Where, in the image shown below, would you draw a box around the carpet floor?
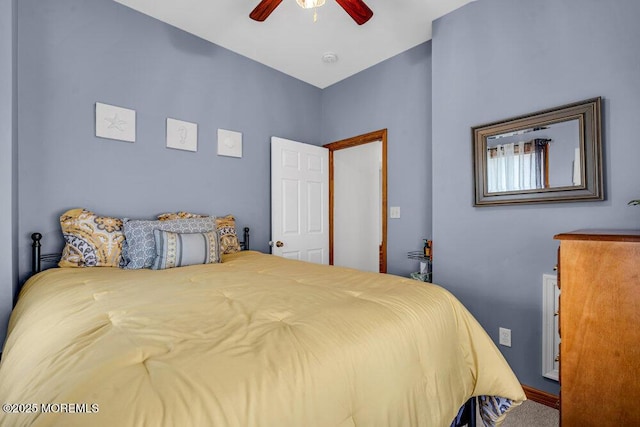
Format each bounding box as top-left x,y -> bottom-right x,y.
501,400 -> 559,427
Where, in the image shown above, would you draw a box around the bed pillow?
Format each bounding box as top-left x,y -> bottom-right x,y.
152,230 -> 220,270
123,216 -> 216,269
157,211 -> 208,221
216,215 -> 241,254
58,208 -> 125,268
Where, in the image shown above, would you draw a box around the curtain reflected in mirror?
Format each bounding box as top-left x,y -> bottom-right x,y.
487,139 -> 549,193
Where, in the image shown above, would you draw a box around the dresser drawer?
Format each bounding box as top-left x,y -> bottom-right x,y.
554,230 -> 640,425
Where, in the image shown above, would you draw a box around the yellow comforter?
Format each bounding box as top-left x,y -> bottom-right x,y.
0,251 -> 524,426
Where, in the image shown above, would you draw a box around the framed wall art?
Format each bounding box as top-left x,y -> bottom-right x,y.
166,118 -> 198,152
95,102 -> 136,143
217,128 -> 242,158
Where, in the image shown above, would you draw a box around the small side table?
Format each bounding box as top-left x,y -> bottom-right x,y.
407,251 -> 432,282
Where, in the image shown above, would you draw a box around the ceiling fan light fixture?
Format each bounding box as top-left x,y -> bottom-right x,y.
296,0 -> 325,9
250,0 -> 373,25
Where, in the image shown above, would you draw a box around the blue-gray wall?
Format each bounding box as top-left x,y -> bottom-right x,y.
432,0 -> 640,394
321,42 -> 432,277
0,0 -> 17,351
4,0 -> 640,396
16,0 -> 322,286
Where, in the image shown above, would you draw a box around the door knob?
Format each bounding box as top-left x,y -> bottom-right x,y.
275,241 -> 284,248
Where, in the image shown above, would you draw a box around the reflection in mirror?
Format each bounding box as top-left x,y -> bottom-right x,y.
486,119 -> 581,193
472,97 -> 602,206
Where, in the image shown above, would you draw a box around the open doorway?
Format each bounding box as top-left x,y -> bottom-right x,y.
324,129 -> 387,273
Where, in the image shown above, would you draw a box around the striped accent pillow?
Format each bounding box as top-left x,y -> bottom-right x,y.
152,230 -> 220,270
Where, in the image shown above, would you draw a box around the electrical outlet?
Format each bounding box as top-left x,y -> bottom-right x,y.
499,327 -> 512,347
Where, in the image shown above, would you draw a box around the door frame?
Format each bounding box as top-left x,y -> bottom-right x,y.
323,129 -> 388,273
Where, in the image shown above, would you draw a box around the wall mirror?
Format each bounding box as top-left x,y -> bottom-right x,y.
472,97 -> 602,206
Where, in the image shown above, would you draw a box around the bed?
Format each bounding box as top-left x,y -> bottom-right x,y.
0,214 -> 524,427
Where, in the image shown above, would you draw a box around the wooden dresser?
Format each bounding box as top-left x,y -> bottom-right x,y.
554,230 -> 640,426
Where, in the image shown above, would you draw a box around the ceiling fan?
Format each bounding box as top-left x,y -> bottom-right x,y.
250,0 -> 373,25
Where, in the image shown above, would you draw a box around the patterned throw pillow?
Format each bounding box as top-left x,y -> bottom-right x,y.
157,211 -> 208,221
58,208 -> 125,268
123,217 -> 216,269
151,230 -> 220,270
216,215 -> 241,254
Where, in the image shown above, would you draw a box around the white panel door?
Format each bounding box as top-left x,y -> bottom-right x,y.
271,137 -> 328,264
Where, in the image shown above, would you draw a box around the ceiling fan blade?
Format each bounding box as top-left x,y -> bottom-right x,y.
335,0 -> 373,25
250,0 -> 283,22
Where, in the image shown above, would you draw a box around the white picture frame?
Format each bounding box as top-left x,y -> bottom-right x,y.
217,129 -> 243,158
166,118 -> 198,152
95,102 -> 136,143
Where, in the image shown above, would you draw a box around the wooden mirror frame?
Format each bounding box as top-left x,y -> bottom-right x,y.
472,97 -> 603,206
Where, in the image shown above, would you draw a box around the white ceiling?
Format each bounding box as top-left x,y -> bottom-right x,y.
114,0 -> 474,89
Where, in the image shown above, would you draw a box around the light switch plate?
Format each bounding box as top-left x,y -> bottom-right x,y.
390,206 -> 401,218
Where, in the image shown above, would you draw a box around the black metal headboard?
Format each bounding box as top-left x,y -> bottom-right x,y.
31,233 -> 61,275
31,226 -> 251,275
240,227 -> 250,252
